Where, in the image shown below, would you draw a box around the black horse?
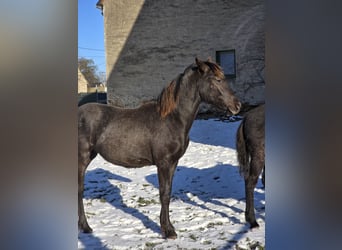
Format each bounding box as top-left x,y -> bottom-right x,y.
78,58 -> 241,239
236,104 -> 265,228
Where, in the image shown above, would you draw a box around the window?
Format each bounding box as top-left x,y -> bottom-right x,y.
216,50 -> 236,79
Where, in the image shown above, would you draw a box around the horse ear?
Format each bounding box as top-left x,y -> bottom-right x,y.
195,57 -> 209,74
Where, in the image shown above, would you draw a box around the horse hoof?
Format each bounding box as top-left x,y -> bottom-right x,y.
162,229 -> 177,239
167,234 -> 177,240
82,227 -> 93,234
249,221 -> 260,229
79,223 -> 93,233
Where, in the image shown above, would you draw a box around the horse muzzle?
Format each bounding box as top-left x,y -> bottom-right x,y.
228,101 -> 241,115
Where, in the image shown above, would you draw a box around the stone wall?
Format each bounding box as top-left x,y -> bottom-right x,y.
102,0 -> 265,107
78,68 -> 88,94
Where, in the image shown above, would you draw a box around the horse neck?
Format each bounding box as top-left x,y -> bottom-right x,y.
174,79 -> 201,132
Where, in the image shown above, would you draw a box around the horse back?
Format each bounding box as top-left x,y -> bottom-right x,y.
78,102 -> 159,135
78,103 -> 112,141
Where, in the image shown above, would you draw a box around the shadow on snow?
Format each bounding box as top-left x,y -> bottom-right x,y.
78,168 -> 161,249
146,163 -> 264,221
146,163 -> 265,247
78,164 -> 264,248
188,119 -> 241,149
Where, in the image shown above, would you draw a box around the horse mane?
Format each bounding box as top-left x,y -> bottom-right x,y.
157,60 -> 223,118
158,75 -> 181,118
204,61 -> 225,79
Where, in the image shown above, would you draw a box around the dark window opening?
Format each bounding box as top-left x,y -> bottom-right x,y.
216,50 -> 236,79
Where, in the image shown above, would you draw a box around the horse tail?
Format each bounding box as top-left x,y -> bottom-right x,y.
236,121 -> 250,179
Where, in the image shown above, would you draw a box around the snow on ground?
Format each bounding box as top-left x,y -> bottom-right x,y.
78,119 -> 265,250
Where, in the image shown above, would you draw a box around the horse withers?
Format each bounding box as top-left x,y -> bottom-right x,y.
236,104 -> 265,228
78,58 -> 241,239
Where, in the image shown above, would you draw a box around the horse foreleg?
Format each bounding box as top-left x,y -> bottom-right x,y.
244,156 -> 263,228
78,149 -> 97,233
157,161 -> 178,239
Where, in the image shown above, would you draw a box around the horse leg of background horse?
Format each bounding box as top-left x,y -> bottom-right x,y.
262,165 -> 265,187
244,155 -> 264,228
78,148 -> 97,233
157,161 -> 178,239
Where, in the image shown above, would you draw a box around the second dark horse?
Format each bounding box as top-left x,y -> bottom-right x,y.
78,58 -> 241,239
236,104 -> 265,228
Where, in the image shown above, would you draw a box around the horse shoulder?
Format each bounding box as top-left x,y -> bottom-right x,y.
151,122 -> 189,164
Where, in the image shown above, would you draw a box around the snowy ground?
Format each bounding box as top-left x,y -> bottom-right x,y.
78,119 -> 265,250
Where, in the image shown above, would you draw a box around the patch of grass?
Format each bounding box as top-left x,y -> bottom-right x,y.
207,222 -> 215,228
206,221 -> 224,229
203,240 -> 212,245
247,240 -> 265,250
189,234 -> 197,241
234,240 -> 265,250
85,211 -> 96,219
137,197 -> 158,207
145,242 -> 159,248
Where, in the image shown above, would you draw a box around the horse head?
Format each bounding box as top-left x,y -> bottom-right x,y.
195,58 -> 241,115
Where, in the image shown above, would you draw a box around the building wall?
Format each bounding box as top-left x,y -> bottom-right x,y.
103,0 -> 265,107
78,68 -> 88,93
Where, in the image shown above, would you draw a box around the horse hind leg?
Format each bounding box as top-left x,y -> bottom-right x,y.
244,155 -> 264,229
78,149 -> 97,233
262,165 -> 265,187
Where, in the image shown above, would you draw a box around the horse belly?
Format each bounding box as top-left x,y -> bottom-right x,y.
96,140 -> 153,168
